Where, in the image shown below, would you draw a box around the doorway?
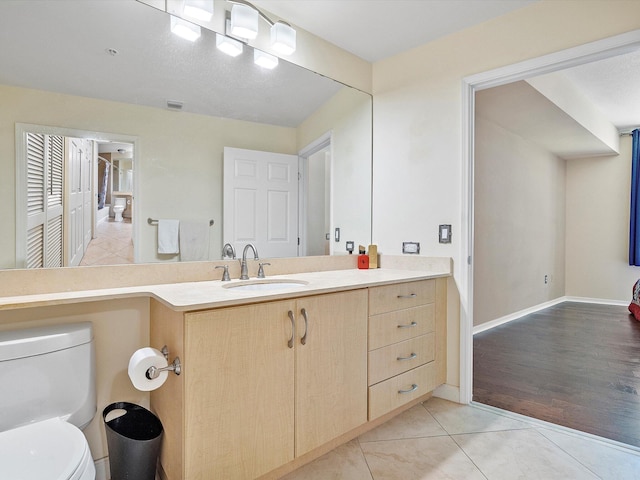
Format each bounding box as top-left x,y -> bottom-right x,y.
461,30 -> 640,413
80,142 -> 135,266
16,124 -> 138,268
299,133 -> 333,257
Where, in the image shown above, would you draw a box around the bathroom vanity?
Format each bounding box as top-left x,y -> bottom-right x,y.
0,256 -> 449,480
148,270 -> 448,480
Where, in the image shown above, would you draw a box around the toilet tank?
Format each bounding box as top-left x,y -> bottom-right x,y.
0,322 -> 96,432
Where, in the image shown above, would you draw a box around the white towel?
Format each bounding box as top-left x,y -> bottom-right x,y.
179,221 -> 210,261
158,219 -> 180,255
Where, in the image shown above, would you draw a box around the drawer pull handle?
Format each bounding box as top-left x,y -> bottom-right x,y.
300,308 -> 309,345
398,384 -> 418,394
287,310 -> 295,349
397,352 -> 417,361
397,321 -> 418,329
397,293 -> 417,299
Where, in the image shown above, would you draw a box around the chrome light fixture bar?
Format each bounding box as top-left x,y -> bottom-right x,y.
228,0 -> 296,55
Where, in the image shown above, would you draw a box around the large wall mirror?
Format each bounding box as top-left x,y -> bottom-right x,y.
0,0 -> 372,269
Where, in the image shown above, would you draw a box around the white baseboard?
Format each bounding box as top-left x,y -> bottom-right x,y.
564,296 -> 628,306
473,297 -> 566,335
473,296 -> 629,335
433,384 -> 460,403
95,457 -> 109,480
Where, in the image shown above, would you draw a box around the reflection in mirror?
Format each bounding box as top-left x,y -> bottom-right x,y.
0,0 -> 372,269
113,160 -> 133,194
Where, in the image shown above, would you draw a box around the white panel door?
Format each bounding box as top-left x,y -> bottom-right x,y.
81,139 -> 93,251
223,147 -> 299,258
66,137 -> 85,267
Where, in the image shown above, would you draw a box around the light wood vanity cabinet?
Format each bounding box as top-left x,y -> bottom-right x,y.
151,277 -> 446,480
367,279 -> 446,420
151,289 -> 368,480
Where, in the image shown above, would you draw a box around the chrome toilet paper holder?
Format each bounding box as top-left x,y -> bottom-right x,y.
146,345 -> 181,380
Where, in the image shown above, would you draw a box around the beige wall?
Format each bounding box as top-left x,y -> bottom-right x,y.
0,84 -> 297,268
0,298 -> 150,463
566,136 -> 638,300
372,0 -> 640,388
298,87 -> 373,252
474,118 -> 566,326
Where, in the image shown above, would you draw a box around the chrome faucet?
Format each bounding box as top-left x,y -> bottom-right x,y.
222,243 -> 236,259
239,243 -> 259,280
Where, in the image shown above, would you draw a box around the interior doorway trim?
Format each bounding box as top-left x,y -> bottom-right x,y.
460,29 -> 640,404
298,131 -> 333,256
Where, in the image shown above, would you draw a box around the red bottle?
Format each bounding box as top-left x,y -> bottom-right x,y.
358,251 -> 369,269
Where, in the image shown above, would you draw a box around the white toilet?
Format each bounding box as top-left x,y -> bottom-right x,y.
113,197 -> 126,222
0,322 -> 97,480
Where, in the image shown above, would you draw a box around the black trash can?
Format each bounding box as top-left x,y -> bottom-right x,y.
103,402 -> 163,480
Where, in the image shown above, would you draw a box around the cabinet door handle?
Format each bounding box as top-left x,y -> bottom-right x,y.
300,308 -> 308,345
397,293 -> 417,299
397,352 -> 417,361
287,310 -> 295,349
397,321 -> 418,329
398,384 -> 418,394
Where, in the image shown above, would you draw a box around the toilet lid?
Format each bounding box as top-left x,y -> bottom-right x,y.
0,417 -> 92,480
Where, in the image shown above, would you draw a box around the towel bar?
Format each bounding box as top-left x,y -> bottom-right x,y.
147,217 -> 214,226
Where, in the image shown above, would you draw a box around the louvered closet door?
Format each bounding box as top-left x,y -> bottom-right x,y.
46,135 -> 63,267
25,133 -> 64,268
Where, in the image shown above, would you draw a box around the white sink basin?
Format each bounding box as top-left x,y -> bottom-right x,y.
223,279 -> 308,292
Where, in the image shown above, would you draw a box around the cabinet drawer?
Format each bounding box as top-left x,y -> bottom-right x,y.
369,280 -> 435,315
368,333 -> 435,386
368,362 -> 438,421
368,304 -> 435,350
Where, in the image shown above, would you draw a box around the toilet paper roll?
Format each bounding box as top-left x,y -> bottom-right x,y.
128,347 -> 169,391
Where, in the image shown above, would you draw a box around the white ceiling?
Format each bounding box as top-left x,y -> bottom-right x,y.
559,48 -> 640,132
0,0 -> 342,127
1,0 -> 638,139
254,0 -> 537,62
255,0 -> 640,135
476,81 -> 617,159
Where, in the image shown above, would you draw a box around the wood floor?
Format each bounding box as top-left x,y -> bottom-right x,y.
473,301 -> 640,447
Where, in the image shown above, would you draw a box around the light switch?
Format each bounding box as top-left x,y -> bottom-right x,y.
439,224 -> 451,244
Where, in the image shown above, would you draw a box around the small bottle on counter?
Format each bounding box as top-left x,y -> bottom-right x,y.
358,245 -> 369,269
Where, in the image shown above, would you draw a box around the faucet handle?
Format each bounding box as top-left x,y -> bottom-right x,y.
215,265 -> 230,281
257,262 -> 271,279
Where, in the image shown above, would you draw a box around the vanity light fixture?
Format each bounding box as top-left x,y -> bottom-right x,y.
254,49 -> 278,69
230,3 -> 259,39
270,21 -> 296,55
227,0 -> 296,55
182,0 -> 214,22
216,32 -> 243,57
170,15 -> 201,42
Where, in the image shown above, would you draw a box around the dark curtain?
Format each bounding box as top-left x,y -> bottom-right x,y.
629,129 -> 640,265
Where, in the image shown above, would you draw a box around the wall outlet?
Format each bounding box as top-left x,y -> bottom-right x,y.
402,242 -> 420,254
544,274 -> 548,284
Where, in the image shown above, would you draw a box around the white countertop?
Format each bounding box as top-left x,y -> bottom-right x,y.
0,267 -> 449,312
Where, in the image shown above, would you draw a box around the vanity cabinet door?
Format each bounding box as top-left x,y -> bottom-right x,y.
295,289 -> 368,456
183,299 -> 296,480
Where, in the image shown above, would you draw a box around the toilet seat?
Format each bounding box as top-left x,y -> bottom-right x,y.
0,417 -> 95,480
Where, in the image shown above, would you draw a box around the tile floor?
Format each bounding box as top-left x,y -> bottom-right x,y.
79,218 -> 133,266
282,398 -> 640,479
